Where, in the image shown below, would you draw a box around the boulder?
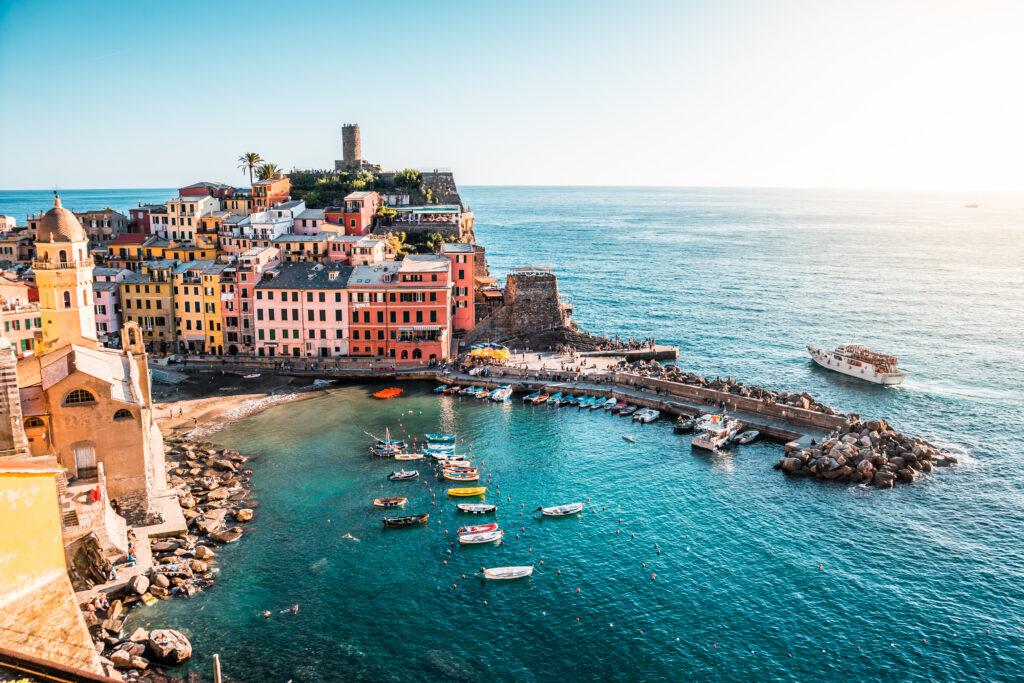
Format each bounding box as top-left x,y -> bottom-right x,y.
151,540 -> 180,553
131,656 -> 149,670
205,487 -> 230,501
129,628 -> 149,643
147,629 -> 192,664
194,545 -> 215,560
127,574 -> 150,596
210,527 -> 243,543
235,508 -> 254,522
920,459 -> 933,473
897,468 -> 917,483
188,559 -> 208,573
211,459 -> 237,472
781,457 -> 802,472
873,472 -> 895,488
110,650 -> 133,669
151,573 -> 170,589
856,459 -> 875,473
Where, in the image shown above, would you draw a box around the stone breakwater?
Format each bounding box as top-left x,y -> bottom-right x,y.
775,419 -> 959,487
83,436 -> 256,680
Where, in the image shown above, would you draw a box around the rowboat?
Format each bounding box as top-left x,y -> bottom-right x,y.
444,471 -> 480,482
387,470 -> 419,481
575,395 -> 590,408
532,393 -> 550,405
431,453 -> 465,462
439,459 -> 473,468
373,497 -> 408,507
458,523 -> 498,535
619,405 -> 637,417
433,385 -> 447,393
369,446 -> 399,457
443,386 -> 459,395
474,389 -> 491,398
522,391 -> 541,403
459,529 -> 504,545
478,565 -> 534,580
734,430 -> 760,445
394,452 -> 424,461
588,398 -> 604,410
547,392 -> 563,405
456,503 -> 497,514
243,373 -> 261,379
383,513 -> 429,527
611,401 -> 626,414
373,387 -> 403,399
448,487 -> 487,497
425,433 -> 456,443
622,435 -> 636,443
674,417 -> 697,434
424,443 -> 455,451
603,397 -> 618,410
536,502 -> 585,517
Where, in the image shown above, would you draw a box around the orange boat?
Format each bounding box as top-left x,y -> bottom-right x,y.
373,387 -> 404,399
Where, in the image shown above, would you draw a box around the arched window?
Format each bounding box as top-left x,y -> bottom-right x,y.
63,388 -> 97,406
58,250 -> 68,263
24,417 -> 45,428
400,350 -> 409,360
412,349 -> 422,359
63,291 -> 72,308
113,409 -> 133,420
81,290 -> 87,306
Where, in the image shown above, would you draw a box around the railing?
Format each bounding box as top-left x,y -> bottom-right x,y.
32,258 -> 95,270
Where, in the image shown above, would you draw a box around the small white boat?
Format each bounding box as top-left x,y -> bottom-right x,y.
622,435 -> 635,443
457,503 -> 497,514
459,529 -> 504,545
440,459 -> 473,468
603,398 -> 618,410
431,452 -> 465,462
243,373 -> 261,379
734,430 -> 760,445
478,565 -> 534,580
633,408 -> 659,423
394,452 -> 425,461
536,502 -> 585,517
491,385 -> 513,401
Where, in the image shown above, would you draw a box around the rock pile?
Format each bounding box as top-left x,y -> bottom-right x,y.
774,419 -> 958,487
616,360 -> 844,416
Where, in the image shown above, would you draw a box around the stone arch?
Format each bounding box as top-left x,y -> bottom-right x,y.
24,417 -> 45,429
113,408 -> 133,420
412,348 -> 422,359
400,350 -> 409,360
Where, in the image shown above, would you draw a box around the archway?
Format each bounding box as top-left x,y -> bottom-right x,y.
400,350 -> 409,360
62,291 -> 72,308
58,250 -> 68,263
228,345 -> 238,356
412,348 -> 422,360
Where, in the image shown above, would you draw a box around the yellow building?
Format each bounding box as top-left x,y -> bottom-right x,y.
119,261 -> 175,352
164,243 -> 217,262
222,193 -> 252,216
172,260 -> 225,354
165,195 -> 218,243
0,461 -> 105,676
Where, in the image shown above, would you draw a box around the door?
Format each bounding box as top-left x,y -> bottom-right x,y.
75,446 -> 97,479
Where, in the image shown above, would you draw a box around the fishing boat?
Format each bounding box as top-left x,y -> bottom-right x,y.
619,405 -> 637,417
373,497 -> 408,508
562,395 -> 578,406
522,391 -> 541,403
575,395 -> 591,408
622,434 -> 636,443
611,401 -> 626,414
734,430 -> 760,445
445,471 -> 480,482
478,565 -> 534,580
588,398 -> 604,410
439,459 -> 473,468
603,397 -> 618,410
807,342 -> 907,385
383,513 -> 429,528
243,373 -> 261,379
459,529 -> 504,545
456,503 -> 497,514
433,385 -> 447,393
431,452 -> 464,462
532,393 -> 550,405
373,387 -> 403,399
443,386 -> 459,395
475,388 -> 491,399
547,392 -> 563,405
459,386 -> 478,395
369,446 -> 399,457
387,470 -> 419,481
425,433 -> 456,443
448,487 -> 487,497
633,408 -> 659,423
674,417 -> 697,434
458,523 -> 498,535
424,443 -> 455,452
491,385 -> 513,401
691,414 -> 742,451
536,502 -> 585,517
394,452 -> 425,461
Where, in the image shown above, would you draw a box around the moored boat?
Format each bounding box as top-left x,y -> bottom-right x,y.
536,502 -> 585,516
611,401 -> 626,414
547,392 -> 563,405
575,395 -> 591,408
388,470 -> 419,481
448,487 -> 487,497
622,434 -> 636,443
619,405 -> 637,417
603,397 -> 618,410
458,522 -> 498,535
456,503 -> 497,514
588,398 -> 604,410
491,385 -> 513,401
369,446 -> 400,457
807,342 -> 907,385
633,408 -> 659,423
459,529 -> 504,545
532,393 -> 550,405
425,433 -> 456,443
394,452 -> 425,461
691,414 -> 742,451
478,565 -> 534,580
522,391 -> 541,403
735,430 -> 760,445
433,385 -> 447,393
444,471 -> 480,482
674,417 -> 697,434
373,497 -> 408,507
383,513 -> 429,527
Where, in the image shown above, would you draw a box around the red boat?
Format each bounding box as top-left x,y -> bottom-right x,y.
458,523 -> 498,535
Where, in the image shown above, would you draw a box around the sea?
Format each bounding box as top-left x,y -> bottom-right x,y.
2,187 -> 1023,681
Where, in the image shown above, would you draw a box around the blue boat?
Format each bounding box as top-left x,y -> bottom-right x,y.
523,391 -> 541,403
433,385 -> 447,393
424,444 -> 456,453
425,433 -> 456,443
547,392 -> 563,405
576,395 -> 591,408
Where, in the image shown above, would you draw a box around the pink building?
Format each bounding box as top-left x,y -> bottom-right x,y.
253,262 -> 353,357
293,208 -> 326,235
325,234 -> 362,263
92,267 -> 133,343
222,246 -> 280,355
0,215 -> 16,232
441,242 -> 476,331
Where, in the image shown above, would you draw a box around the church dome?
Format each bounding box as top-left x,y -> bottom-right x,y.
37,195 -> 87,243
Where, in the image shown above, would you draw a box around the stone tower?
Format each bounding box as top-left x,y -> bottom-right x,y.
0,337 -> 30,460
342,123 -> 362,168
33,195 -> 97,354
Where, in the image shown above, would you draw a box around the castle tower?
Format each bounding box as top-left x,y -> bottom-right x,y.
342,123 -> 362,167
33,194 -> 97,354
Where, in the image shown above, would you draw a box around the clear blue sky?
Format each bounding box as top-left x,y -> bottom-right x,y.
2,0 -> 1022,190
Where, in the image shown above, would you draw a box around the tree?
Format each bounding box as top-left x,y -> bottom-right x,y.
238,152 -> 263,184
257,162 -> 281,180
393,168 -> 422,191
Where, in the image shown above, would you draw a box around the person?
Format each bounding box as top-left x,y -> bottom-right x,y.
263,610 -> 272,618
193,417 -> 198,428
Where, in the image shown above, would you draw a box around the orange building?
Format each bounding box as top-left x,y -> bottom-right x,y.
252,177 -> 291,211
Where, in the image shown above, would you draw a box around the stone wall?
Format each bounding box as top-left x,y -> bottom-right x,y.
0,338 -> 30,459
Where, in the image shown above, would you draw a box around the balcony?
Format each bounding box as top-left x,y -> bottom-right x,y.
32,258 -> 95,270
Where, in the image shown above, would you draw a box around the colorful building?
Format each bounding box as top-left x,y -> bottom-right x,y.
162,195 -> 219,243
178,180 -> 236,198
272,232 -> 328,262
252,177 -> 290,211
294,208 -> 326,235
325,191 -> 380,236
92,267 -> 132,343
172,260 -> 226,354
129,203 -> 167,234
441,242 -> 476,331
221,246 -> 280,355
253,262 -> 352,357
119,261 -> 175,352
74,209 -> 128,246
1,301 -> 41,357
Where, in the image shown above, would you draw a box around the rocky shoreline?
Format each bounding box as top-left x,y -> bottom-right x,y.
775,418 -> 959,487
82,435 -> 257,681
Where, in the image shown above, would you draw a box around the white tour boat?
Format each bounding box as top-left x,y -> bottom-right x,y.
691,414 -> 742,451
807,342 -> 907,385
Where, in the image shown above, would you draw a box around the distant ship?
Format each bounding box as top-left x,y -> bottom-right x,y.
807,343 -> 907,385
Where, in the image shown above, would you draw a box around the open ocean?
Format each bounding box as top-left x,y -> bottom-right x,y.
4,186 -> 1024,681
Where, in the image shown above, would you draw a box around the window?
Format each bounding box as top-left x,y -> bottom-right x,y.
63,388 -> 97,405
376,311 -> 383,323
416,311 -> 423,323
335,310 -> 343,322
307,310 -> 314,321
24,417 -> 44,428
318,292 -> 325,302
403,311 -> 410,323
335,293 -> 341,302
113,408 -> 133,420
389,311 -> 396,323
319,310 -> 326,322
306,292 -> 313,302
63,291 -> 72,308
430,311 -> 437,323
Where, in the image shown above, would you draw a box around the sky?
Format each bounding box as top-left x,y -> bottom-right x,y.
1,0 -> 1023,191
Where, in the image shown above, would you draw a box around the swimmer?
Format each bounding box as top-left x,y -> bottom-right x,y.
263,610 -> 271,618
342,533 -> 359,542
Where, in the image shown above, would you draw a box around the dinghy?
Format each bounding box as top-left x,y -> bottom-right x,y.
536,502 -> 585,517
622,435 -> 636,443
373,497 -> 408,507
433,385 -> 447,393
458,523 -> 498,535
243,373 -> 261,379
383,513 -> 429,527
522,391 -> 541,403
478,565 -> 534,580
369,446 -> 399,457
425,433 -> 456,443
674,417 -> 697,434
459,529 -> 504,545
735,430 -> 760,444
444,471 -> 480,482
547,392 -> 563,405
387,470 -> 419,481
589,398 -> 604,410
456,503 -> 497,514
448,487 -> 487,497
532,393 -> 550,405
611,401 -> 626,414
603,397 -> 618,410
619,405 -> 637,417
394,452 -> 425,461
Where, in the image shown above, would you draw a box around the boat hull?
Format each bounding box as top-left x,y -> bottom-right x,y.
807,346 -> 907,385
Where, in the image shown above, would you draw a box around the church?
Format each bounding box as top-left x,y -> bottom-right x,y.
12,195 -> 166,522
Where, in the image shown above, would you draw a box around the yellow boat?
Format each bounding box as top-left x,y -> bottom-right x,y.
447,487 -> 486,497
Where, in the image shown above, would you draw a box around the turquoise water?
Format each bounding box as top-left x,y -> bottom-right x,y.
5,187 -> 1024,680
0,188 -> 176,222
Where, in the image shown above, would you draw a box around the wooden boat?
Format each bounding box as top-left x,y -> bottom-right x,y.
458,523 -> 498,535
735,430 -> 760,445
611,401 -> 626,414
433,385 -> 448,393
439,460 -> 473,468
383,513 -> 429,528
425,433 -> 456,443
622,435 -> 636,443
373,497 -> 408,507
431,452 -> 464,462
522,391 -> 541,403
448,487 -> 487,497
547,392 -> 563,405
478,565 -> 534,580
536,502 -> 585,517
459,529 -> 504,545
674,417 -> 697,434
575,395 -> 590,408
474,389 -> 491,398
373,387 -> 403,399
424,443 -> 455,451
444,471 -> 480,482
369,446 -> 398,457
588,398 -> 604,410
387,470 -> 419,481
394,452 -> 424,461
619,405 -> 637,417
243,373 -> 261,379
443,386 -> 459,394
603,397 -> 618,410
441,465 -> 477,473
456,503 -> 497,514
532,393 -> 550,405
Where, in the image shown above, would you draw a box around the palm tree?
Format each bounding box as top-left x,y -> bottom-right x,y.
257,162 -> 281,181
237,152 -> 263,184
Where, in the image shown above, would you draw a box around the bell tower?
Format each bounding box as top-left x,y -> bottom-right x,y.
33,194 -> 97,353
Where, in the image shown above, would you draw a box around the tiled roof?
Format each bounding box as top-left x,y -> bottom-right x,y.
255,262 -> 353,290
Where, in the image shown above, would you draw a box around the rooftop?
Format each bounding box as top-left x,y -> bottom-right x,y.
109,233 -> 150,246
274,200 -> 304,210
400,254 -> 449,273
255,262 -> 353,290
253,178 -> 287,186
344,191 -> 374,200
296,208 -> 325,220
348,262 -> 401,286
273,233 -> 327,243
441,242 -> 475,254
180,181 -> 234,191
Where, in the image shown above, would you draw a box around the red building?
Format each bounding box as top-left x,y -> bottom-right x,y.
441,242 -> 476,331
325,191 -> 380,236
178,181 -> 236,198
129,204 -> 166,234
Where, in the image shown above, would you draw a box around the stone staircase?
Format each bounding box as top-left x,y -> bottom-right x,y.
56,471 -> 79,528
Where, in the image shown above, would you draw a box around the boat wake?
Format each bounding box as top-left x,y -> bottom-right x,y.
901,381 -> 1024,406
